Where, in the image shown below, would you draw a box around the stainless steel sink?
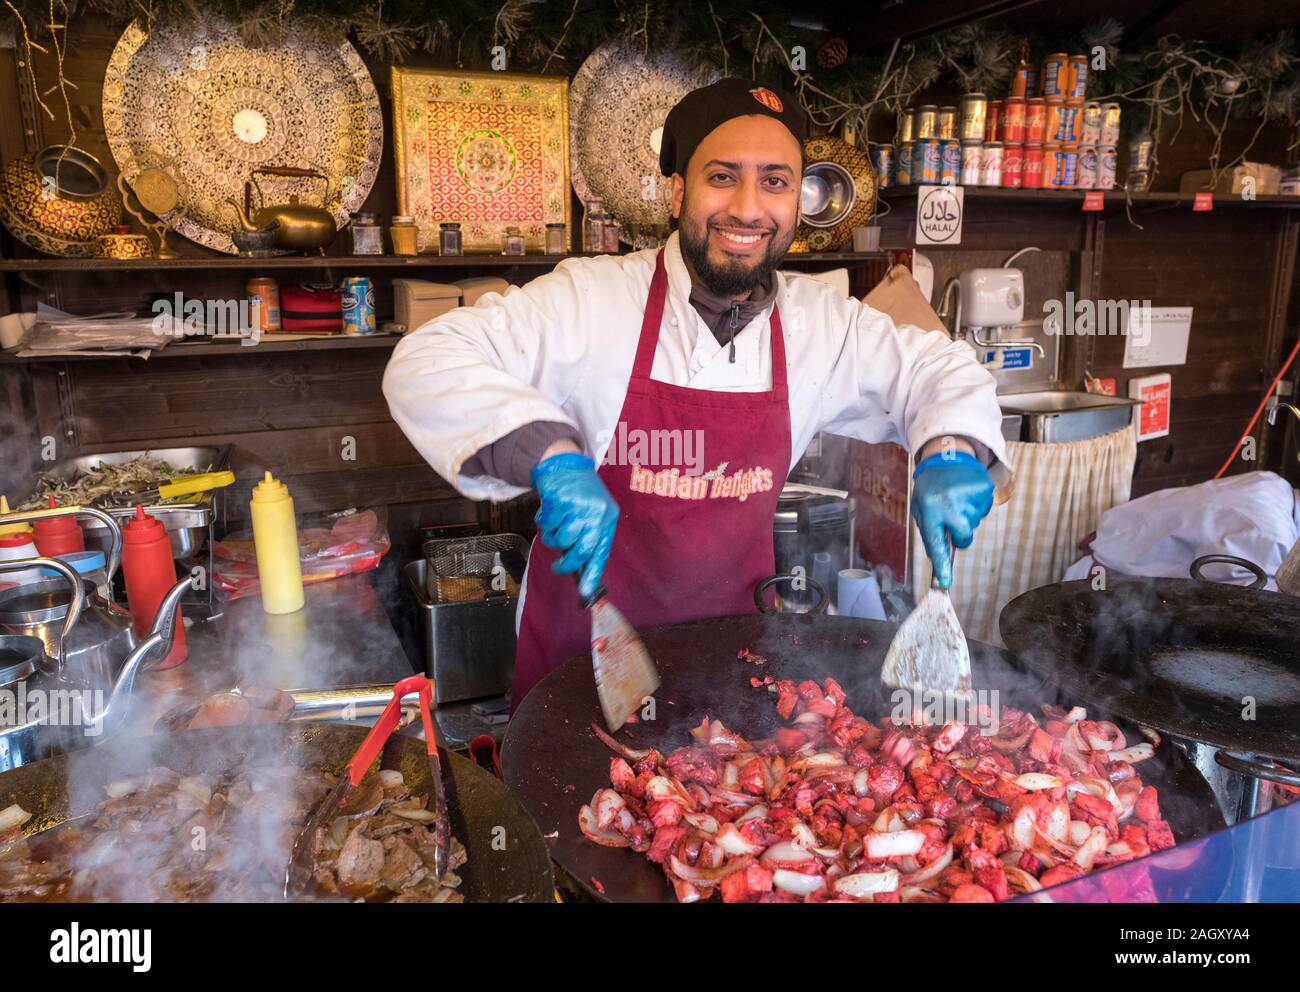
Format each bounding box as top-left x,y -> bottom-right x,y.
998,390 -> 1140,443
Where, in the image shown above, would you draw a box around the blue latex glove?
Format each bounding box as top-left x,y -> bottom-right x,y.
910,450 -> 994,590
531,452 -> 619,602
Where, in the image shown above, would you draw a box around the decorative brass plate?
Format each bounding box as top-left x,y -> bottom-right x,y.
790,136 -> 877,253
103,19 -> 382,255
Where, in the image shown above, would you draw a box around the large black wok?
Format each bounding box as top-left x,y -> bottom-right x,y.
0,723 -> 555,903
502,612 -> 1224,903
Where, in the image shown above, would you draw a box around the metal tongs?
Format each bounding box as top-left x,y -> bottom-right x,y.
284,675 -> 450,899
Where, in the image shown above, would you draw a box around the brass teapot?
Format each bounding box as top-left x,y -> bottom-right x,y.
228,165 -> 337,252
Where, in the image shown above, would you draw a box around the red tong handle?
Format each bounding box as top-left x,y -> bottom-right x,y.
344,675 -> 433,786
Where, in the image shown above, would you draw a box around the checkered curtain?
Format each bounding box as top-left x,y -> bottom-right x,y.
910,424 -> 1138,646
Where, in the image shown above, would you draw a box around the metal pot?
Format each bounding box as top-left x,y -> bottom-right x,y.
0,507 -> 129,686
0,568 -> 189,772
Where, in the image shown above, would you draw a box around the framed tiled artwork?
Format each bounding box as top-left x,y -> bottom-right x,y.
391,67 -> 570,253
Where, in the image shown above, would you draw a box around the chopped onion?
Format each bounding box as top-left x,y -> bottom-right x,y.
791,821 -> 817,850
853,768 -> 870,798
378,769 -> 406,789
761,840 -> 816,868
900,842 -> 953,886
790,752 -> 846,770
644,776 -> 684,804
578,805 -> 630,847
1073,825 -> 1109,870
105,779 -> 141,800
589,721 -> 653,761
716,823 -> 764,856
772,868 -> 826,896
1003,864 -> 1043,893
1069,820 -> 1091,846
735,804 -> 768,824
1063,706 -> 1087,724
594,789 -> 626,831
390,807 -> 437,822
834,869 -> 899,898
682,812 -> 719,834
1108,743 -> 1154,764
668,853 -> 751,884
0,803 -> 32,833
864,829 -> 925,860
1014,773 -> 1063,791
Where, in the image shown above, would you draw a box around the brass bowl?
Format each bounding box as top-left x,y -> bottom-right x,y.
0,145 -> 121,253
95,230 -> 154,259
790,136 -> 877,253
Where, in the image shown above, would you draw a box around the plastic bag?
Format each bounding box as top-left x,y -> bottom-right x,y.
212,506 -> 390,601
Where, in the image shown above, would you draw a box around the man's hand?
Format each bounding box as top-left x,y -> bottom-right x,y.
910,441 -> 994,590
531,449 -> 619,601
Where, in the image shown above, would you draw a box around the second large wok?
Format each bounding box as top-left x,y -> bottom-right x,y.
502,612 -> 1225,903
0,722 -> 555,903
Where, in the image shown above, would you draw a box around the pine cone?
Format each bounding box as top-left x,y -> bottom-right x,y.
817,37 -> 848,70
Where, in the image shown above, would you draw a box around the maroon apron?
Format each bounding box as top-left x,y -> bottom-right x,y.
512,248 -> 792,707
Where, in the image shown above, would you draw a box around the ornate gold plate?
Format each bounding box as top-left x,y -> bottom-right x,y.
791,135 -> 877,252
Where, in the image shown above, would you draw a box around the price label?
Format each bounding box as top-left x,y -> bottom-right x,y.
1193,192 -> 1214,212
1082,191 -> 1105,211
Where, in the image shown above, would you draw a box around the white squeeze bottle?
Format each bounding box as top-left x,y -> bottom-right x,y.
249,472 -> 304,614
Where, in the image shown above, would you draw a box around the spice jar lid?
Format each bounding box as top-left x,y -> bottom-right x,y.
392,216 -> 415,224
440,222 -> 460,229
352,212 -> 378,224
546,222 -> 565,229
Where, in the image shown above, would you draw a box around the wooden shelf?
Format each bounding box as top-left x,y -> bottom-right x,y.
0,332 -> 405,363
879,186 -> 1300,209
0,249 -> 891,273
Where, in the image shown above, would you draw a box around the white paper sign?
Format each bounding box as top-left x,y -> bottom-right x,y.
915,186 -> 963,246
1122,306 -> 1193,369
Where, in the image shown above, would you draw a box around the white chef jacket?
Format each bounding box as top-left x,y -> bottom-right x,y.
383,231 -> 1011,501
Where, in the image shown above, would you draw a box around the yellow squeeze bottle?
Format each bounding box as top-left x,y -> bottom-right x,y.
249,471 -> 304,614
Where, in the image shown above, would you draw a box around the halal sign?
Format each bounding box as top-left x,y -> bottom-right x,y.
915,186 -> 963,246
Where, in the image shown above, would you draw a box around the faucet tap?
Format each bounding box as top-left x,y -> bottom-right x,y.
1267,403 -> 1300,426
968,326 -> 1046,358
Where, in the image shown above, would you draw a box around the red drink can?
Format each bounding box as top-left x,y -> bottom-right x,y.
1001,99 -> 1026,143
985,100 -> 1001,143
1022,143 -> 1044,188
1001,143 -> 1024,188
1025,98 -> 1046,144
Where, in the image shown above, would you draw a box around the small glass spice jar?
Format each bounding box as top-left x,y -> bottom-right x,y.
390,215 -> 418,256
502,226 -> 525,256
350,213 -> 383,255
545,222 -> 566,255
439,222 -> 462,256
583,198 -> 605,252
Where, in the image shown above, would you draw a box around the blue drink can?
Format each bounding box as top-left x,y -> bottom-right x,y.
873,144 -> 894,188
341,276 -> 376,335
914,138 -> 940,185
939,139 -> 961,185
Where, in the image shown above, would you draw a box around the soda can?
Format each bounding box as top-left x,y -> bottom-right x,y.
938,106 -> 959,140
1067,55 -> 1089,99
1076,144 -> 1098,189
899,108 -> 916,145
980,141 -> 1003,187
1001,143 -> 1024,188
1022,143 -> 1044,188
986,100 -> 1001,143
1130,133 -> 1154,173
1097,145 -> 1117,190
897,141 -> 913,185
341,276 -> 376,335
960,141 -> 982,185
915,105 -> 939,140
1058,144 -> 1079,188
1040,143 -> 1061,188
1082,102 -> 1103,144
1025,98 -> 1046,144
1101,102 -> 1122,146
1026,66 -> 1038,97
1010,61 -> 1032,100
914,138 -> 941,184
1001,98 -> 1026,143
939,139 -> 961,185
1041,53 -> 1069,97
1063,101 -> 1084,143
873,144 -> 894,188
960,93 -> 987,141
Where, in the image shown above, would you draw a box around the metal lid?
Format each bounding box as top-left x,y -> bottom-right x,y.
773,485 -> 855,533
0,634 -> 42,687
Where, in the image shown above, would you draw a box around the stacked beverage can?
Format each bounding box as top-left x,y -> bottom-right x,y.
1057,145 -> 1079,188
1097,145 -> 1117,190
1082,102 -> 1103,145
1002,143 -> 1024,188
1011,61 -> 1032,100
1001,98 -> 1026,143
899,108 -> 916,145
1076,145 -> 1099,189
960,141 -> 982,185
1025,98 -> 1046,143
938,107 -> 959,140
986,101 -> 1001,143
914,138 -> 941,184
1041,53 -> 1069,97
1040,143 -> 1061,188
873,144 -> 894,188
939,139 -> 961,185
897,141 -> 913,185
915,105 -> 939,140
1022,143 -> 1044,187
960,93 -> 987,140
981,142 -> 1004,186
341,276 -> 377,335
1067,55 -> 1089,99
1100,103 -> 1122,145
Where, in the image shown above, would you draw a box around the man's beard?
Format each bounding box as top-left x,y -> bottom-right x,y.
678,205 -> 795,297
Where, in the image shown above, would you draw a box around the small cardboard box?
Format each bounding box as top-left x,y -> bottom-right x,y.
1179,162 -> 1281,196
454,276 -> 510,307
393,279 -> 461,334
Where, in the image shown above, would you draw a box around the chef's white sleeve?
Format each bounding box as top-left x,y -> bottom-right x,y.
817,298 -> 1013,489
382,260 -> 592,501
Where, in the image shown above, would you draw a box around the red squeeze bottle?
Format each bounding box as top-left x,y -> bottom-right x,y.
33,496 -> 85,557
121,504 -> 187,669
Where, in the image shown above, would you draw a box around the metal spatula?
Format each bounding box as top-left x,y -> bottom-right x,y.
583,583 -> 660,733
880,537 -> 972,703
